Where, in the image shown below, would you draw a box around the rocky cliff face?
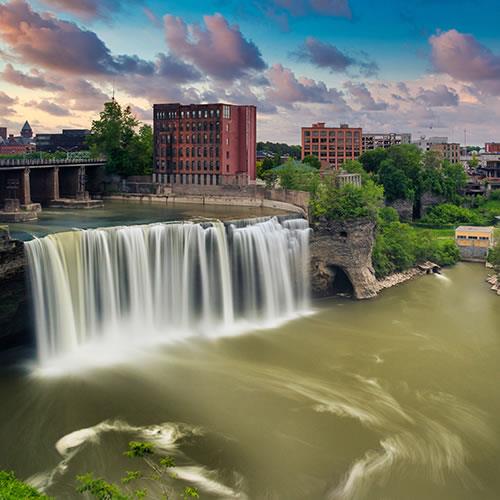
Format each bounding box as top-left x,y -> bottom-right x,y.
0,228 -> 31,353
309,217 -> 379,300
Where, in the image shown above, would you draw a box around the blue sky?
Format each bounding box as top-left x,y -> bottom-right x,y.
2,0 -> 500,144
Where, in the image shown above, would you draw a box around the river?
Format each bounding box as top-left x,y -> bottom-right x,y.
0,259 -> 498,499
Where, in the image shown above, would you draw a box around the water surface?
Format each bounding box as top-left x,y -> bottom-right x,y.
0,264 -> 498,499
8,200 -> 289,240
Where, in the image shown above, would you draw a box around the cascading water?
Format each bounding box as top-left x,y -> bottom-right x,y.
25,217 -> 311,365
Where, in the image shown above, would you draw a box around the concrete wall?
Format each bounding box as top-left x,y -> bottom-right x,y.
103,184 -> 310,217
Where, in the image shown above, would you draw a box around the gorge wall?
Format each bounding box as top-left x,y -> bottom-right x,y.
0,227 -> 31,353
309,217 -> 379,300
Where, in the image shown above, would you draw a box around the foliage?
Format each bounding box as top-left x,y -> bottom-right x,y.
488,230 -> 500,270
77,474 -> 129,500
377,144 -> 423,203
372,210 -> 460,278
342,159 -> 370,182
488,190 -> 500,201
0,471 -> 51,499
358,148 -> 388,174
422,203 -> 483,225
310,177 -> 384,221
87,100 -> 152,177
76,442 -> 200,500
0,151 -> 68,160
257,141 -> 301,159
302,155 -> 322,170
262,159 -> 320,192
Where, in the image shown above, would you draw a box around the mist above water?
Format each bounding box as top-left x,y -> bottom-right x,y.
25,217 -> 311,369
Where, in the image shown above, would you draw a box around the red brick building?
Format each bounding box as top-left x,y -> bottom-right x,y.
301,122 -> 363,170
153,103 -> 257,186
485,142 -> 500,153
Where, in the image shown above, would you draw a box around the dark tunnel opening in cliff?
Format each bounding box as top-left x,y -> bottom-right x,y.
329,266 -> 354,297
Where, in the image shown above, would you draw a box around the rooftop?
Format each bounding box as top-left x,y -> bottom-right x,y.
456,226 -> 494,234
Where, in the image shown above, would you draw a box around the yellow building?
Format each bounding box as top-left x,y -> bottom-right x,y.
455,226 -> 494,261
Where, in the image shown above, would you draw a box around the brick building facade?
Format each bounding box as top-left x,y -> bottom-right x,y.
301,123 -> 363,170
153,103 -> 256,186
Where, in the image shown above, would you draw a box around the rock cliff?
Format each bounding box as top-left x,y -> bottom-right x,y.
0,227 -> 31,353
309,217 -> 379,300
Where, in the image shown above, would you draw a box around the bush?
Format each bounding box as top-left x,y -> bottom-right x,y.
422,204 -> 483,225
373,220 -> 460,278
0,471 -> 50,499
263,159 -> 320,192
310,178 -> 384,221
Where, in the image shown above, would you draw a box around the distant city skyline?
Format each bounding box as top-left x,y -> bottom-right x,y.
1,0 -> 500,145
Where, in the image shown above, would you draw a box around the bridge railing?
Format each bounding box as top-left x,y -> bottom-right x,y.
0,157 -> 106,168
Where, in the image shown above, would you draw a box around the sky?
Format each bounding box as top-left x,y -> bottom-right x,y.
1,0 -> 500,145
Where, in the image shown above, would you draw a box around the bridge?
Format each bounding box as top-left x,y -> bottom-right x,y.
0,158 -> 106,211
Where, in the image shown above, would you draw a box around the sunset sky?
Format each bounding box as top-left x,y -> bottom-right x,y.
1,0 -> 500,145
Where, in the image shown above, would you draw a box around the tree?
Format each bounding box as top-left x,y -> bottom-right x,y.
0,471 -> 50,499
359,148 -> 388,174
76,441 -> 200,500
310,177 -> 384,221
302,155 -> 321,170
87,100 -> 152,177
342,159 -> 370,182
441,161 -> 467,203
376,145 -> 422,203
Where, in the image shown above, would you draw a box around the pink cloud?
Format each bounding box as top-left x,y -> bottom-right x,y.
265,63 -> 347,108
430,29 -> 500,83
0,0 -> 154,76
164,13 -> 266,80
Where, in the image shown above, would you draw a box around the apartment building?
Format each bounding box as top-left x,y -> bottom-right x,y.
362,132 -> 411,151
153,103 -> 256,186
301,123 -> 363,170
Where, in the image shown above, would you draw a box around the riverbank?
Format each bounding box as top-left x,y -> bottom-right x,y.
376,262 -> 441,292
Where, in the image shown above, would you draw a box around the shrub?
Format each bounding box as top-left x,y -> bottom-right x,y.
0,471 -> 50,499
422,204 -> 483,225
373,221 -> 460,278
310,178 -> 383,221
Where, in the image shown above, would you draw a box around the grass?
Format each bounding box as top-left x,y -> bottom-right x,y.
411,225 -> 455,240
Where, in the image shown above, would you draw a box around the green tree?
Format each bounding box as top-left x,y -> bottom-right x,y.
302,155 -> 322,170
0,471 -> 50,499
422,203 -> 483,225
76,442 -> 200,500
88,100 -> 151,177
359,148 -> 388,173
310,177 -> 384,221
342,159 -> 370,182
441,161 -> 467,203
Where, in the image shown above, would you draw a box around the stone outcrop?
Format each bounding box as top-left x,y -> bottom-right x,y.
420,191 -> 446,218
486,273 -> 500,295
309,217 -> 378,300
0,226 -> 31,353
387,199 -> 413,221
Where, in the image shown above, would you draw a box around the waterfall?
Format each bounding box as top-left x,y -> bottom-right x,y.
25,217 -> 311,364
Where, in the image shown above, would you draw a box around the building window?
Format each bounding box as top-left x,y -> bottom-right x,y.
223,105 -> 231,119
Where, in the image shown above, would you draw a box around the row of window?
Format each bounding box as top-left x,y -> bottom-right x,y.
156,159 -> 221,170
456,235 -> 490,240
158,134 -> 222,145
304,138 -> 362,144
158,147 -> 221,158
155,109 -> 222,120
304,131 -> 361,137
156,121 -> 222,132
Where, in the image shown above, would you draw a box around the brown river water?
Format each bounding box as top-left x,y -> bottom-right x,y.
0,257 -> 498,499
